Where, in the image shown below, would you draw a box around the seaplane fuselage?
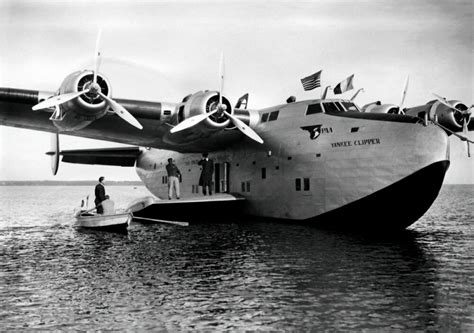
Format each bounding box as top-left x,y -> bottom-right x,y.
135,99 -> 450,230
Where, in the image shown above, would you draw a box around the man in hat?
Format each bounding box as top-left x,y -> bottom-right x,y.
198,153 -> 214,195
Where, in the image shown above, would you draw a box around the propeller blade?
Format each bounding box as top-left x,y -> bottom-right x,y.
224,111 -> 264,144
98,92 -> 143,129
32,89 -> 89,110
399,75 -> 409,110
170,110 -> 218,133
219,52 -> 225,107
463,117 -> 471,157
93,28 -> 102,86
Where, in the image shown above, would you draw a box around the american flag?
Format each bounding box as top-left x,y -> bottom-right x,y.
300,70 -> 322,91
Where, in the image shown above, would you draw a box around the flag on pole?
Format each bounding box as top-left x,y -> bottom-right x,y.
300,70 -> 322,91
333,74 -> 354,94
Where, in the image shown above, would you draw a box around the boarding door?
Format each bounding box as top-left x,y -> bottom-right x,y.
214,162 -> 230,193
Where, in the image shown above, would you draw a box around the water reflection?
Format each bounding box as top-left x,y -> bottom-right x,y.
1,184 -> 471,330
60,222 -> 440,330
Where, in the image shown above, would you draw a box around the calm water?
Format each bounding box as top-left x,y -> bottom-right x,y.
0,185 -> 472,331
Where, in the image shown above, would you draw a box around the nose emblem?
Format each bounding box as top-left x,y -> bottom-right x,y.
301,125 -> 322,140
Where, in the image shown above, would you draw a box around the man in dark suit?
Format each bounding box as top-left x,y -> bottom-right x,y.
94,176 -> 107,214
198,153 -> 214,195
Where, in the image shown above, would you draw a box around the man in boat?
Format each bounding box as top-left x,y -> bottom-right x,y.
166,158 -> 182,200
94,176 -> 107,214
198,153 -> 214,195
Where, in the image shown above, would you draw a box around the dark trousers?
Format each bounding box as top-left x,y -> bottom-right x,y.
202,182 -> 212,195
95,200 -> 103,214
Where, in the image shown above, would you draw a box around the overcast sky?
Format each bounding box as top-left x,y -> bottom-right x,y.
0,0 -> 472,183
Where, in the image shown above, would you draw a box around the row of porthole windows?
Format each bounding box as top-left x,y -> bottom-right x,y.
241,181 -> 251,192
296,178 -> 310,191
155,158 -> 292,171
240,178 -> 310,193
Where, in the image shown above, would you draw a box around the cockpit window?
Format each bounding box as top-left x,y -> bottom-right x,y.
306,103 -> 323,115
322,102 -> 341,113
335,102 -> 345,112
341,102 -> 359,112
268,110 -> 279,121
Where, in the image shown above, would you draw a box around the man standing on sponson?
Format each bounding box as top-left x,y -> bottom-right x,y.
198,153 -> 214,195
166,158 -> 181,200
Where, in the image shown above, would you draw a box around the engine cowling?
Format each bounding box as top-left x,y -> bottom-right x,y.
59,70 -> 111,117
176,90 -> 233,131
49,70 -> 112,131
405,100 -> 469,132
362,101 -> 400,114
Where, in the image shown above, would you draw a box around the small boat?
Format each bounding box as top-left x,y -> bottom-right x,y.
74,199 -> 131,232
74,211 -> 132,231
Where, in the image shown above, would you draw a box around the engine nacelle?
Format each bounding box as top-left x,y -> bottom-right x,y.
176,90 -> 232,131
163,90 -> 238,146
362,101 -> 400,114
405,100 -> 469,132
59,70 -> 111,117
49,70 -> 112,131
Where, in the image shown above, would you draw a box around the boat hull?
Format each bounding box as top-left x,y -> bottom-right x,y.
306,160 -> 450,231
74,212 -> 131,231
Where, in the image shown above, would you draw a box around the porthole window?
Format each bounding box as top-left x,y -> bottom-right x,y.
295,178 -> 301,191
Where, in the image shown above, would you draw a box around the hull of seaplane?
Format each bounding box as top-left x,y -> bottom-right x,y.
135,113 -> 450,230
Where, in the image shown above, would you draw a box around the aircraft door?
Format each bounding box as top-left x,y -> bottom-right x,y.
214,162 -> 230,194
214,163 -> 220,193
223,162 -> 230,193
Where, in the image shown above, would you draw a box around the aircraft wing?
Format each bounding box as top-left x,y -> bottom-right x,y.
0,87 -> 245,152
1,87 -> 166,145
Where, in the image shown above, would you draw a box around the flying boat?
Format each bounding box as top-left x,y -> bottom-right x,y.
1,33 -> 472,230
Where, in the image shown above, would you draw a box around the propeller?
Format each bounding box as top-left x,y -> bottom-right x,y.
32,30 -> 143,130
170,53 -> 263,144
432,93 -> 472,157
398,75 -> 409,114
432,93 -> 473,116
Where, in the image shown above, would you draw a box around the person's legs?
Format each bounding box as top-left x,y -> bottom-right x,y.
96,201 -> 104,214
174,177 -> 180,199
168,177 -> 173,199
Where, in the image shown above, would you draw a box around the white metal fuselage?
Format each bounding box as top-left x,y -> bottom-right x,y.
135,100 -> 449,227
